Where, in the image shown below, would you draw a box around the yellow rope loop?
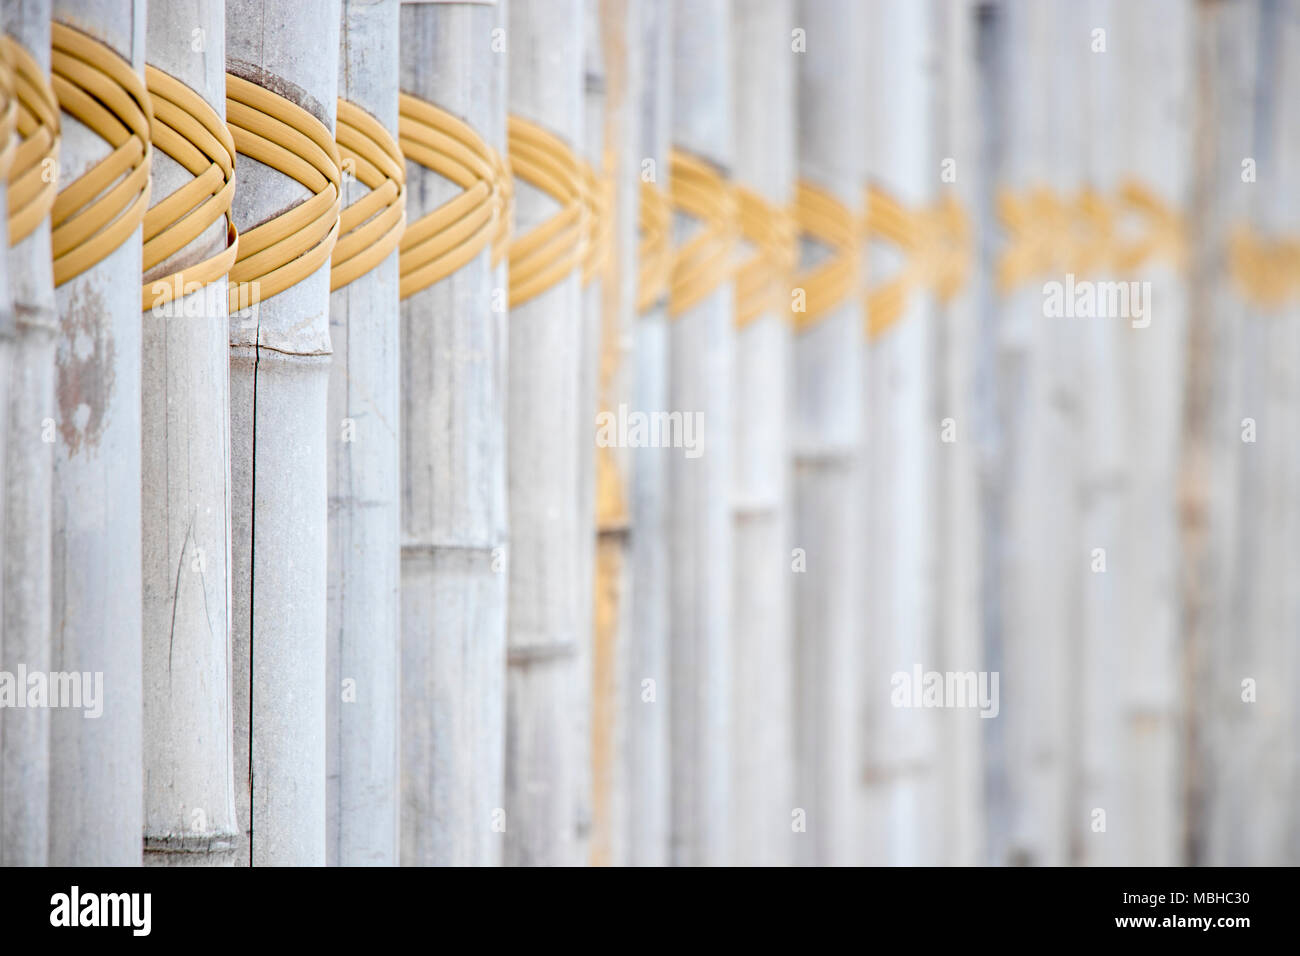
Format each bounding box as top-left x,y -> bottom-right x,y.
141,65 -> 237,311
508,114 -> 584,308
925,192 -> 971,303
735,185 -> 795,328
1068,185 -> 1113,276
863,184 -> 920,338
398,94 -> 505,299
331,99 -> 406,291
995,185 -> 1071,294
225,73 -> 340,312
3,36 -> 59,246
791,178 -> 857,331
1229,226 -> 1300,310
0,41 -> 17,183
582,149 -> 614,286
669,148 -> 735,318
1112,179 -> 1185,272
636,178 -> 669,313
492,147 -> 512,266
49,22 -> 152,287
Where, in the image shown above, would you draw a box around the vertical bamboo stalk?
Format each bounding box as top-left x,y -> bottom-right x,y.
589,0 -> 636,868
931,0 -> 985,868
626,0 -> 670,868
0,0 -> 54,867
668,0 -> 733,868
574,0 -> 605,861
46,0 -> 145,866
1072,0 -> 1123,867
980,0 -> 1080,866
398,0 -> 507,868
791,0 -> 864,867
227,0 -> 339,866
730,0 -> 794,868
1187,0 -> 1299,866
862,0 -> 941,866
327,0 -> 401,867
141,0 -> 239,867
505,0 -> 584,867
1120,0 -> 1191,866
1107,0 -> 1189,866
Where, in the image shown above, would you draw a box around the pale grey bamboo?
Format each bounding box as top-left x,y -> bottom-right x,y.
227,0 -> 339,866
791,0 -> 864,868
47,0 -> 145,866
668,0 -> 734,867
626,0 -> 670,868
0,0 -> 54,868
399,0 -> 507,868
504,0 -> 585,867
730,0 -> 794,868
141,0 -> 239,867
327,0 -> 402,867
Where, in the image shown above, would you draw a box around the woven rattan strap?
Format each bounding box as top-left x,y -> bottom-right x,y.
225,72 -> 341,312
668,148 -> 735,318
508,114 -> 583,308
398,93 -> 506,299
332,98 -> 406,291
49,22 -> 152,286
141,65 -> 236,310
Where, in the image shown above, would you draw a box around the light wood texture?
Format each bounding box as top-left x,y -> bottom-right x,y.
327,0 -> 401,867
227,0 -> 339,866
141,0 -> 239,867
398,0 -> 507,867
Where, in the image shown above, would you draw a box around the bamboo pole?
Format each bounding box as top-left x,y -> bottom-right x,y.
730,0 -> 794,868
46,0 -> 146,866
227,0 -> 339,866
141,0 -> 239,867
398,0 -> 507,868
861,0 -> 941,866
668,0 -> 733,868
505,0 -> 584,867
574,0 -> 605,861
327,0 -> 401,867
1186,0 -> 1299,866
1071,0 -> 1123,868
978,0 -> 1080,866
0,0 -> 54,867
626,0 -> 670,868
931,0 -> 984,868
1113,0 -> 1189,867
791,0 -> 864,867
589,0 -> 636,868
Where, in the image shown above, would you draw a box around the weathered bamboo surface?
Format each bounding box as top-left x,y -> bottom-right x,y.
227,0 -> 339,866
505,0 -> 584,867
862,0 -> 940,866
0,0 -> 1293,871
730,0 -> 793,868
976,0 -> 1079,867
327,0 -> 401,867
932,0 -> 984,868
791,0 -> 864,867
398,0 -> 507,868
0,0 -> 55,868
1185,0 -> 1300,866
626,0 -> 671,868
47,0 -> 146,866
667,0 -> 734,868
141,0 -> 238,867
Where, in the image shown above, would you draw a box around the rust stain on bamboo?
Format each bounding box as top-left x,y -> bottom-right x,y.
56,283 -> 114,455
